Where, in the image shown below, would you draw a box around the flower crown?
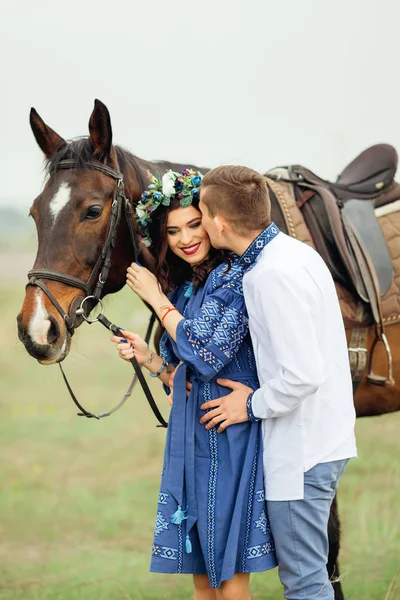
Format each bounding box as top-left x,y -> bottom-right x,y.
135,168 -> 203,247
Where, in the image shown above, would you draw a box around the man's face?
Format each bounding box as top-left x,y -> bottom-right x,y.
198,188 -> 223,249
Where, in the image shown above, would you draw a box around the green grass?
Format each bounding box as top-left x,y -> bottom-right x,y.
1,274 -> 399,599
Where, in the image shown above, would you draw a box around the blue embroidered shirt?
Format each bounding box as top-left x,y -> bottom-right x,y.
238,222 -> 280,273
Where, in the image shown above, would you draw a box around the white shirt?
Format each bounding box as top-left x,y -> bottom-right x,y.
242,227 -> 357,501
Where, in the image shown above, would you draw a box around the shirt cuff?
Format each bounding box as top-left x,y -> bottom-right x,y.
246,392 -> 261,422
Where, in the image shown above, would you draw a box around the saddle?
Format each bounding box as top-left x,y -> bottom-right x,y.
266,144 -> 400,388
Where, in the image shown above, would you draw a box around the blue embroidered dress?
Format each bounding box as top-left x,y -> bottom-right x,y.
150,256 -> 277,587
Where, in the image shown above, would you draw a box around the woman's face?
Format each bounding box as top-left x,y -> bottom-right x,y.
166,205 -> 211,265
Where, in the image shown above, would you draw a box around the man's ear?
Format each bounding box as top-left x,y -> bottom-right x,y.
214,215 -> 229,236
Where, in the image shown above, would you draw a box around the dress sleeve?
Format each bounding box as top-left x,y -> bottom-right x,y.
174,285 -> 249,382
159,331 -> 179,367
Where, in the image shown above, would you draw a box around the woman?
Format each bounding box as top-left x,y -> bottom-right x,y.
111,169 -> 276,599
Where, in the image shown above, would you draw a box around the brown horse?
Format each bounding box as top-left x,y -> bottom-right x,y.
17,99 -> 199,363
17,100 -> 400,600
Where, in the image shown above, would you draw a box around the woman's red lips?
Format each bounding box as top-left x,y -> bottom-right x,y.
181,243 -> 201,256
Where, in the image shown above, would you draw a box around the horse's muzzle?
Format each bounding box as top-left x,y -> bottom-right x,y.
16,312 -> 70,364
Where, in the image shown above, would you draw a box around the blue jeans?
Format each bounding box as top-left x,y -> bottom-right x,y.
266,459 -> 349,600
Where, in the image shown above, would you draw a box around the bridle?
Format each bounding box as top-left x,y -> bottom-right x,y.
27,159 -> 141,332
26,158 -> 168,427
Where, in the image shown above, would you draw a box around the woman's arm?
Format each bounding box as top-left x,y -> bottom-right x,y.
126,264 -> 183,341
141,347 -> 176,386
125,263 -> 249,382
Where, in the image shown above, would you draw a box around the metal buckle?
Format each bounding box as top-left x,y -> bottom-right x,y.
75,295 -> 105,323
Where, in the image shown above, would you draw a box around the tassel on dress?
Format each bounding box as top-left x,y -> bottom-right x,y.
184,282 -> 194,298
171,505 -> 187,525
185,534 -> 192,554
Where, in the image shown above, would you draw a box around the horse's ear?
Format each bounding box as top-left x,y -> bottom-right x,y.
30,108 -> 66,158
89,99 -> 112,157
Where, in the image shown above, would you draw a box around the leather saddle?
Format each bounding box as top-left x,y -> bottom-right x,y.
267,144 -> 400,388
267,144 -> 400,302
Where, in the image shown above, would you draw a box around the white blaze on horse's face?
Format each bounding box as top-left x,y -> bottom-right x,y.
49,181 -> 71,221
28,290 -> 51,346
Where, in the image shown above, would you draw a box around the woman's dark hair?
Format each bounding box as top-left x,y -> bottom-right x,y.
147,195 -> 232,294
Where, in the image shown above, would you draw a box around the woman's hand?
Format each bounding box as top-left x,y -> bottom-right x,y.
126,263 -> 183,340
126,263 -> 164,305
110,329 -> 151,365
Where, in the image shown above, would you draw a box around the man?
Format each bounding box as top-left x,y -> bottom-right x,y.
197,165 -> 357,600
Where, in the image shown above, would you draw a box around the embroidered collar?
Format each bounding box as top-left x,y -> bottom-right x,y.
239,222 -> 280,271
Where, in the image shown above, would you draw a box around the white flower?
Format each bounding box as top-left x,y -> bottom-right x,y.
162,170 -> 177,197
142,237 -> 152,247
136,207 -> 146,218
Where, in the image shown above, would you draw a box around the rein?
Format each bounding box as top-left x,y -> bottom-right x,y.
26,159 -> 168,427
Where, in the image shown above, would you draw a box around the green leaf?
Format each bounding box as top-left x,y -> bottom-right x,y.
162,197 -> 171,206
180,197 -> 192,208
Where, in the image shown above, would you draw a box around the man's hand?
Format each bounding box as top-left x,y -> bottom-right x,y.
200,379 -> 253,433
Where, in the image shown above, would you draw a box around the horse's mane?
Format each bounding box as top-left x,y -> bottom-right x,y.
44,137 -> 143,177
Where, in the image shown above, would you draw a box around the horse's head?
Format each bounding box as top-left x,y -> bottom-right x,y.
17,100 -> 146,364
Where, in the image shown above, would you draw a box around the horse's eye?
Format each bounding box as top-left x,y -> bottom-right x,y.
85,206 -> 103,220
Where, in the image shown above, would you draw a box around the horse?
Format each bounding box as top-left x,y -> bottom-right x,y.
17,99 -> 198,364
17,100 -> 400,600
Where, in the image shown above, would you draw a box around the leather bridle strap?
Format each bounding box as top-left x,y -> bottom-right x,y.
124,197 -> 139,264
28,269 -> 91,295
50,159 -> 124,181
98,312 -> 167,426
28,277 -> 75,333
27,269 -> 92,335
57,311 -> 165,423
91,182 -> 124,300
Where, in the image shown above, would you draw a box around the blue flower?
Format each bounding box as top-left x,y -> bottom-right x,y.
175,179 -> 183,191
139,218 -> 148,226
140,197 -> 147,204
191,176 -> 201,186
153,192 -> 163,202
192,187 -> 200,198
143,191 -> 149,198
148,184 -> 156,190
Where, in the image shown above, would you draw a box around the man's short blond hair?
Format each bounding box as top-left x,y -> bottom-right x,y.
201,165 -> 271,234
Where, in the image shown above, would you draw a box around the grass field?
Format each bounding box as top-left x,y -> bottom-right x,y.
1,256 -> 400,600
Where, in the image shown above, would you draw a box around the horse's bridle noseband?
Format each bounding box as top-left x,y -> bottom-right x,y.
27,159 -> 140,332
26,159 -> 168,427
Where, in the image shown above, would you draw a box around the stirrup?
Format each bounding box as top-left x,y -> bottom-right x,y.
367,332 -> 395,386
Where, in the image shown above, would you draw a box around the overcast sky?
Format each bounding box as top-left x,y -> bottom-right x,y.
1,0 -> 400,210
